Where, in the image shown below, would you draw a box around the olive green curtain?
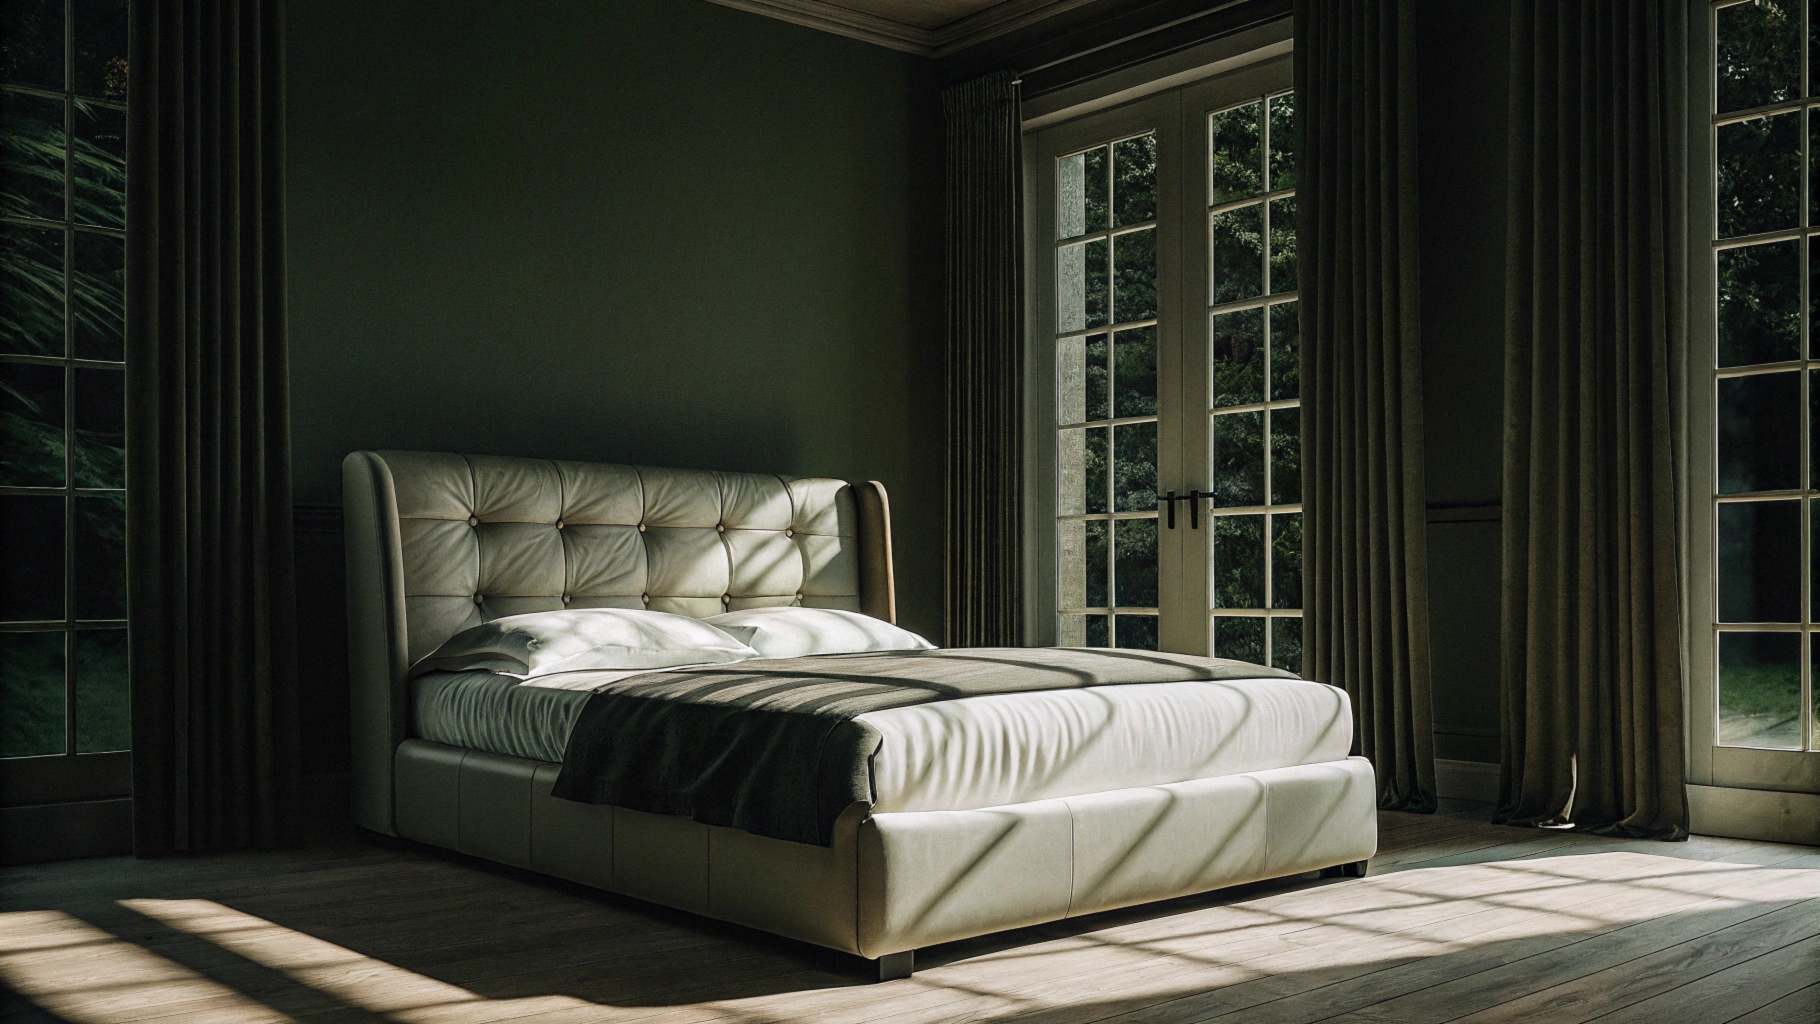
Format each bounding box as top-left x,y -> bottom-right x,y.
943,72 -> 1024,647
126,0 -> 301,854
1499,0 -> 1688,838
1296,0 -> 1436,812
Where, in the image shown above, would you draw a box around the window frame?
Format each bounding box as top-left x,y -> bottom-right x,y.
0,0 -> 131,804
1687,0 -> 1820,794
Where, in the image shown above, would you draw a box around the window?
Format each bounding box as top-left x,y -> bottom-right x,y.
1054,133 -> 1162,651
1207,91 -> 1300,672
1,0 -> 130,767
1707,0 -> 1813,754
1031,52 -> 1294,667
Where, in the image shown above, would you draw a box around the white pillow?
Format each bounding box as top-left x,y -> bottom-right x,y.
703,607 -> 936,660
411,608 -> 759,679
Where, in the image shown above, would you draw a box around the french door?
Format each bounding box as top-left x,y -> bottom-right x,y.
1029,54 -> 1297,667
1689,0 -> 1820,802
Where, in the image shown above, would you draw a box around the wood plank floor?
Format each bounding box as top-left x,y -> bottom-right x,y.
3,810 -> 1818,1024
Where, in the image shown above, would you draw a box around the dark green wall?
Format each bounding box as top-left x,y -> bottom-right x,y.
286,1 -> 944,776
1416,0 -> 1511,765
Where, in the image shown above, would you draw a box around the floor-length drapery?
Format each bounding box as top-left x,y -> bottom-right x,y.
126,0 -> 301,854
1500,0 -> 1688,838
943,72 -> 1024,648
1296,0 -> 1436,812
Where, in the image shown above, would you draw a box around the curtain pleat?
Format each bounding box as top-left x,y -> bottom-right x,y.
1296,0 -> 1436,812
1500,0 -> 1687,839
127,0 -> 300,855
943,72 -> 1024,648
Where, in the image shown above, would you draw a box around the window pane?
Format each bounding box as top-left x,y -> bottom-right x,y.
1057,426 -> 1109,515
1269,196 -> 1296,294
0,493 -> 63,620
1058,147 -> 1109,239
1058,240 -> 1110,333
1059,612 -> 1109,647
72,230 -> 123,361
1113,134 -> 1155,227
1058,519 -> 1085,609
1,0 -> 65,89
1270,302 -> 1300,400
1718,240 -> 1799,367
1,222 -> 65,356
0,89 -> 66,221
1212,204 -> 1263,304
0,359 -> 64,486
1717,372 -> 1800,494
1112,420 -> 1156,512
1213,306 -> 1264,407
73,365 -> 122,487
1717,112 -> 1799,239
72,100 -> 125,228
1113,327 -> 1155,417
1213,411 -> 1263,507
1115,517 -> 1157,607
1268,93 -> 1294,192
1213,514 -> 1264,608
1716,0 -> 1799,113
1210,101 -> 1262,204
1213,615 -> 1264,664
1084,519 -> 1107,607
1718,499 -> 1801,622
75,628 -> 127,752
1057,518 -> 1109,610
72,0 -> 128,100
1115,613 -> 1158,651
0,630 -> 64,757
1272,512 -> 1302,609
1718,631 -> 1801,749
74,491 -> 124,619
1057,333 -> 1109,424
1113,228 -> 1156,324
1271,407 -> 1300,505
1271,617 -> 1302,675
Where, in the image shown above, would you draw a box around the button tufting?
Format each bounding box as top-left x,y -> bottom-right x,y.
562,593 -> 572,604
795,592 -> 804,602
721,594 -> 731,604
473,594 -> 484,604
638,522 -> 647,532
784,528 -> 794,538
467,515 -> 478,527
717,524 -> 725,533
641,593 -> 650,604
556,520 -> 565,530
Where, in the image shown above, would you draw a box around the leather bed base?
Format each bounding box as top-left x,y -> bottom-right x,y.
392,738 -> 1379,962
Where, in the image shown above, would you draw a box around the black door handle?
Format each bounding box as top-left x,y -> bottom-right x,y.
1159,490 -> 1177,529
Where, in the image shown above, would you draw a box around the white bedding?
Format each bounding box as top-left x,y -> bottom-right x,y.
411,667 -> 1352,815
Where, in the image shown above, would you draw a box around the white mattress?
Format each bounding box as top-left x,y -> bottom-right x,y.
411,668 -> 1353,814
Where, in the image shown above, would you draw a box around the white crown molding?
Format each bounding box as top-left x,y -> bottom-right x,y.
701,0 -> 1103,58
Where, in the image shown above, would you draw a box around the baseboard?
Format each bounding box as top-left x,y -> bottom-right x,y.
1687,784 -> 1820,847
1435,758 -> 1500,805
0,798 -> 133,865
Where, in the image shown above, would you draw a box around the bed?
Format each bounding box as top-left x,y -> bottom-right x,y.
343,450 -> 1378,980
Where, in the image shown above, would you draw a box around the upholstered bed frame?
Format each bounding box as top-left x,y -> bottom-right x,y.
344,451 -> 1378,980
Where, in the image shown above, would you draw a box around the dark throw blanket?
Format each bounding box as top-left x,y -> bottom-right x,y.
550,647 -> 1299,846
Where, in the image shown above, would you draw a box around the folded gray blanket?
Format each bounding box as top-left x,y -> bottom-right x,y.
550,647 -> 1299,846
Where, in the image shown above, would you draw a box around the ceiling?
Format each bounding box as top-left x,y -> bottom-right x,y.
702,0 -> 1104,57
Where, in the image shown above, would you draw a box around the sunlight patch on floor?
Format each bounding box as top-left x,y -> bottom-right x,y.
1,851 -> 1816,1024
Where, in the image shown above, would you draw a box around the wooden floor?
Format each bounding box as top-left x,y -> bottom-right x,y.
4,809 -> 1819,1024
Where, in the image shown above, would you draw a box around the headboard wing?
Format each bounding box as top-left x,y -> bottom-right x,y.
342,450 -> 896,835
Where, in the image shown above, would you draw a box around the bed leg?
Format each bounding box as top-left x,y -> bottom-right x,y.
873,950 -> 914,981
1319,859 -> 1369,879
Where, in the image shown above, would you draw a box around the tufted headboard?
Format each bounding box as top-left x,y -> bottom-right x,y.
342,450 -> 896,835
